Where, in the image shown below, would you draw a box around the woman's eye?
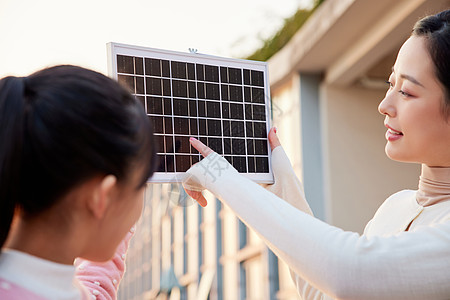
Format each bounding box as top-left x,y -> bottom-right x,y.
385,80 -> 394,88
398,90 -> 411,97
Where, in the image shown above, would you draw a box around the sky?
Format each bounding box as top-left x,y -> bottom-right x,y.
0,0 -> 313,78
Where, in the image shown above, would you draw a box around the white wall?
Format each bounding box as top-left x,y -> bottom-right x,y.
271,75 -> 303,182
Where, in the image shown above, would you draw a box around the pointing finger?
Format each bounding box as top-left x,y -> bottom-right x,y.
189,137 -> 214,158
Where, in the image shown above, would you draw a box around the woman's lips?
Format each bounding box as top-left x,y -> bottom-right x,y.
385,124 -> 403,142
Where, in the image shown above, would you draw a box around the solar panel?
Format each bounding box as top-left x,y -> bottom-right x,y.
107,42 -> 273,183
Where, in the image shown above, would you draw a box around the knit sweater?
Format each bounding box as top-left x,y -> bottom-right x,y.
183,147 -> 450,300
0,227 -> 134,300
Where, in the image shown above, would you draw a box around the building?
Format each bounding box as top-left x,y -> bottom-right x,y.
118,184 -> 286,300
118,0 -> 450,299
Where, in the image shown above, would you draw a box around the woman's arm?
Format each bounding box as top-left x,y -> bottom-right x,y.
262,145 -> 333,300
183,150 -> 450,300
261,146 -> 312,215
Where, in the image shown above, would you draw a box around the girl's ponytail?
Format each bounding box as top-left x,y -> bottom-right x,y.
0,65 -> 156,251
0,76 -> 27,248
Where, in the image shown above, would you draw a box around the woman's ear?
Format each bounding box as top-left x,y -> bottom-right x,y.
89,175 -> 117,219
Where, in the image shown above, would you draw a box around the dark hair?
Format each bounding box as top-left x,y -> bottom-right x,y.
412,9 -> 450,116
0,65 -> 156,248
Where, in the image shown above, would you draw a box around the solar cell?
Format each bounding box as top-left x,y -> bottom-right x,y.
108,43 -> 273,183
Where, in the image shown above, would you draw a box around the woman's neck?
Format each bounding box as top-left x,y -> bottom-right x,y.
416,164 -> 450,206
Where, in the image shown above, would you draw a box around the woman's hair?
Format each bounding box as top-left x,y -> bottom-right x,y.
412,9 -> 450,116
0,65 -> 156,248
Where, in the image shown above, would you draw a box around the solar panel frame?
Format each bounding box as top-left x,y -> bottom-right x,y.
107,42 -> 274,183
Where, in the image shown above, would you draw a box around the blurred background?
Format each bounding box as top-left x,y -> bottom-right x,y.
0,0 -> 312,78
2,0 -> 449,299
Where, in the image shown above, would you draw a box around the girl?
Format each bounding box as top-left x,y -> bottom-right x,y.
183,9 -> 450,299
0,65 -> 156,299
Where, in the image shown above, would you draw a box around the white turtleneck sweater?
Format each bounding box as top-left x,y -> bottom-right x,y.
183,147 -> 450,300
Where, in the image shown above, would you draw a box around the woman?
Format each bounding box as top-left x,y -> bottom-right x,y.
0,65 -> 156,299
183,9 -> 450,299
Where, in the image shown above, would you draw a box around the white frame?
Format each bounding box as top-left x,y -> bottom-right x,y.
107,42 -> 273,183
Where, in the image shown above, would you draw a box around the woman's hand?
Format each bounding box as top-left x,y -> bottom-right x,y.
184,127 -> 281,207
268,127 -> 280,151
184,137 -> 213,207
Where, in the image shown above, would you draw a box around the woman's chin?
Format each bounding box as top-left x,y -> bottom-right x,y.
385,146 -> 422,164
385,145 -> 409,163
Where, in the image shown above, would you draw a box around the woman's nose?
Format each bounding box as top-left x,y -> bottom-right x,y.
378,92 -> 396,117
